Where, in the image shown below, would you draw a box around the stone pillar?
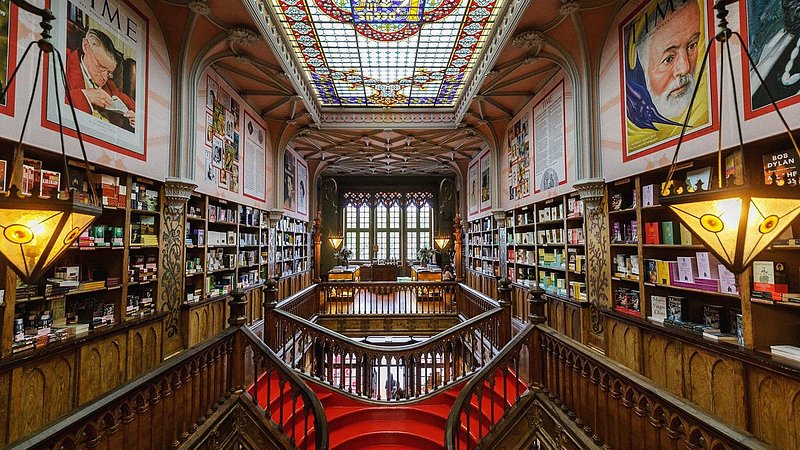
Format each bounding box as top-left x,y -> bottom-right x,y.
312,210 -> 322,283
160,178 -> 197,357
453,212 -> 464,282
497,277 -> 513,346
574,177 -> 609,352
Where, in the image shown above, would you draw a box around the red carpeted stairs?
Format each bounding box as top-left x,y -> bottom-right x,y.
248,369 -> 527,450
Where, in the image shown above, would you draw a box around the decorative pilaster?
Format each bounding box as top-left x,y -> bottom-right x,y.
574,178 -> 609,351
497,277 -> 513,346
160,178 -> 197,356
312,210 -> 322,283
453,212 -> 464,282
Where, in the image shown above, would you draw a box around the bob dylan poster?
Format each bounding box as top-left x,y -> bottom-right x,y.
284,152 -> 296,212
468,162 -> 479,215
0,0 -> 17,116
741,0 -> 800,118
619,0 -> 715,161
46,0 -> 148,159
480,155 -> 491,212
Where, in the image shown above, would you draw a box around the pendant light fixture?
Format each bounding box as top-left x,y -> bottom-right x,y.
0,1 -> 103,284
659,0 -> 800,275
435,179 -> 453,250
322,178 -> 343,249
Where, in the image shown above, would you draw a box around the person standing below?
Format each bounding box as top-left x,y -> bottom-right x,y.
385,371 -> 397,400
65,28 -> 136,130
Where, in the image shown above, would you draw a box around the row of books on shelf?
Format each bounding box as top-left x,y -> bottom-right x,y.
240,206 -> 262,227
277,248 -> 306,262
130,181 -> 159,211
471,261 -> 499,276
650,295 -> 743,344
280,260 -> 308,277
75,225 -> 124,247
279,233 -> 307,246
471,248 -> 499,259
538,203 -> 565,222
208,204 -> 238,223
641,253 -> 739,295
12,298 -> 124,354
643,221 -> 693,245
240,232 -> 259,247
126,288 -> 155,318
129,255 -> 158,282
469,217 -> 497,233
536,272 -> 586,300
278,217 -> 306,232
130,216 -> 158,246
208,249 -> 236,272
208,230 -> 237,246
468,234 -> 499,246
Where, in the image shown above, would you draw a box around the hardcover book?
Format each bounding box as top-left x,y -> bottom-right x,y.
763,150 -> 798,186
666,296 -> 687,323
39,170 -> 61,199
703,305 -> 724,331
644,222 -> 660,245
641,184 -> 656,207
649,295 -> 667,323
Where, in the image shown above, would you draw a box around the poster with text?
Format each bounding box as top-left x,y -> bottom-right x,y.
0,0 -> 17,116
507,113 -> 531,200
741,0 -> 800,118
619,0 -> 714,160
480,155 -> 491,212
284,152 -> 296,211
468,162 -> 479,215
296,159 -> 308,216
243,112 -> 266,201
534,81 -> 567,193
46,0 -> 148,159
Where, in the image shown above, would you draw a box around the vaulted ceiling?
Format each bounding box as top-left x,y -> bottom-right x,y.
150,0 -> 619,178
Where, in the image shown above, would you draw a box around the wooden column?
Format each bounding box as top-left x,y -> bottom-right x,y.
453,212 -> 464,282
263,279 -> 278,349
228,289 -> 247,393
161,178 -> 197,357
313,210 -> 322,283
574,178 -> 609,352
497,277 -> 512,346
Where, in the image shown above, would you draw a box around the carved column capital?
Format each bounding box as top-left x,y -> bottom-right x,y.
164,178 -> 197,214
512,30 -> 545,51
492,209 -> 507,225
573,177 -> 606,216
267,209 -> 284,228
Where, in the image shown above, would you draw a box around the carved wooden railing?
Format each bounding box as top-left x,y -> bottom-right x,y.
318,281 -> 459,315
8,322 -> 329,449
7,327 -> 239,449
533,325 -> 770,450
458,283 -> 500,319
444,324 -> 536,449
272,307 -> 503,401
241,326 -> 328,450
276,283 -> 319,320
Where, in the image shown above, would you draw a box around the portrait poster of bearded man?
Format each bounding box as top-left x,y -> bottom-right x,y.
620,0 -> 714,160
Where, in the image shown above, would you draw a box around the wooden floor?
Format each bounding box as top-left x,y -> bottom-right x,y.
321,288 -> 456,315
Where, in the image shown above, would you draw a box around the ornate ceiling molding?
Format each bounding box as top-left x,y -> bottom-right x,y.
558,1 -> 580,15
227,28 -> 261,48
188,0 -> 211,15
512,30 -> 545,50
318,112 -> 460,129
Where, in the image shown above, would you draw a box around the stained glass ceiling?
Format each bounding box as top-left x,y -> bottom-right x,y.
265,0 -> 507,108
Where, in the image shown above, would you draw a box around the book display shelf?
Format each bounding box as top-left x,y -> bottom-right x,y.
464,215 -> 500,297
506,193 -> 587,304
1,148 -> 163,357
183,196 -> 268,305
276,216 -> 311,279
603,137 -> 800,355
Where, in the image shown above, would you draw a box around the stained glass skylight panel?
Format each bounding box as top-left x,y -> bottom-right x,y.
266,0 -> 506,107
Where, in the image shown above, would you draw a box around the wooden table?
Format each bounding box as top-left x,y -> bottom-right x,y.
328,265 -> 361,282
410,265 -> 442,281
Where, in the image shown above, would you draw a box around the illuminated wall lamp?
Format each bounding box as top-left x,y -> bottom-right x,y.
659,0 -> 800,275
0,0 -> 102,284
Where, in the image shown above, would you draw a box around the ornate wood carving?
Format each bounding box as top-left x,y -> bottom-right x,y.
78,335 -> 128,405
161,179 -> 196,356
9,354 -> 76,442
576,180 -> 609,348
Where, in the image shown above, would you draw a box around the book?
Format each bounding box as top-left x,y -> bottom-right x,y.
685,167 -> 712,192
676,257 -> 697,283
641,184 -> 656,207
661,221 -> 675,245
0,159 -> 6,192
725,151 -> 744,186
678,223 -> 693,246
645,222 -> 660,245
22,162 -> 40,195
39,170 -> 61,198
770,345 -> 800,362
649,295 -> 667,323
611,193 -> 623,211
666,296 -> 687,323
763,150 -> 798,186
695,252 -> 719,279
703,305 -> 724,331
718,265 -> 738,294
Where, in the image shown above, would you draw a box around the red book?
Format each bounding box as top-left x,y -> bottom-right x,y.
645,222 -> 660,245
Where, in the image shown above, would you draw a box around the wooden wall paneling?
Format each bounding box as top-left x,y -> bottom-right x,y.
0,370 -> 9,444
605,317 -> 642,373
9,353 -> 76,442
641,331 -> 684,397
78,333 -> 129,405
127,319 -> 164,379
746,365 -> 800,448
681,343 -> 747,429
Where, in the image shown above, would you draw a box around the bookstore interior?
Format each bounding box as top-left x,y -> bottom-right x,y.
0,0 -> 798,447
